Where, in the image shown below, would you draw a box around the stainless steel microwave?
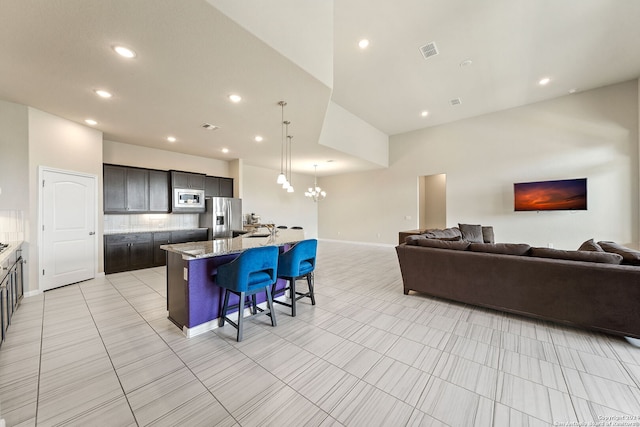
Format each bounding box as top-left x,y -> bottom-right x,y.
173,188 -> 205,209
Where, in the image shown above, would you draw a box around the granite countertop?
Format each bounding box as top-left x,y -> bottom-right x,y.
104,228 -> 208,235
0,240 -> 24,268
161,229 -> 305,259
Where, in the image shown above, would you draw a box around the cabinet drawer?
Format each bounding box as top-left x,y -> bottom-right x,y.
171,229 -> 208,244
105,233 -> 153,244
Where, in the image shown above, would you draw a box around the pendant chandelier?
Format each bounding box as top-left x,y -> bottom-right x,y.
276,101 -> 294,193
276,101 -> 287,185
305,164 -> 327,202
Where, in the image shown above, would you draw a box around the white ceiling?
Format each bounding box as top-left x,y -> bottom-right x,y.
1,0 -> 639,176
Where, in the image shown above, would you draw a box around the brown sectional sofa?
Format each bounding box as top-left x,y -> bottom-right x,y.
396,232 -> 640,339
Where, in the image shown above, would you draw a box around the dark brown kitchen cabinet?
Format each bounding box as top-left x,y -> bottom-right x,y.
106,230 -> 208,272
219,177 -> 233,197
205,176 -> 234,197
103,165 -> 149,213
171,171 -> 205,190
205,176 -> 220,197
170,229 -> 208,244
153,232 -> 171,266
149,170 -> 169,212
1,246 -> 23,349
104,233 -> 153,274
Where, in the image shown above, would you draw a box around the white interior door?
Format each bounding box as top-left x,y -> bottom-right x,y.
41,168 -> 96,291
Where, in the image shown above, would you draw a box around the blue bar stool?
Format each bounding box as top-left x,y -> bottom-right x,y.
272,239 -> 317,317
216,246 -> 278,341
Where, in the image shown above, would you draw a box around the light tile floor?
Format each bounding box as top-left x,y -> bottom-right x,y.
1,241 -> 640,426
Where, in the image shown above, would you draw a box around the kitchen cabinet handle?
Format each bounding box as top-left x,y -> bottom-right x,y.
89,232 -> 95,235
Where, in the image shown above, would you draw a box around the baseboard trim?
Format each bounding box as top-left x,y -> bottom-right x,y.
23,290 -> 42,298
181,299 -> 281,338
318,238 -> 395,248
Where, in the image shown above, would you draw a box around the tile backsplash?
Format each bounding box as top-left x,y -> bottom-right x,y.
0,210 -> 25,242
104,214 -> 199,234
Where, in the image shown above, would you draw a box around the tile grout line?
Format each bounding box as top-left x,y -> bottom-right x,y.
244,293 -> 422,423
548,326 -> 581,424
153,334 -> 241,426
106,274 -> 241,426
606,335 -> 640,391
77,279 -> 140,427
231,332 -> 336,425
33,293 -> 46,426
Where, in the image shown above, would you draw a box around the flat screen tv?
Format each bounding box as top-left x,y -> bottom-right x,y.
514,178 -> 587,211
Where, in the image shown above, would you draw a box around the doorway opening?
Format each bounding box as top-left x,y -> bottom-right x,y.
418,174 -> 446,230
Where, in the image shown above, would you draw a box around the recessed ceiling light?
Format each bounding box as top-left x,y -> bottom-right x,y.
221,148 -> 229,154
112,45 -> 136,58
421,111 -> 429,117
568,88 -> 578,94
460,59 -> 473,67
167,136 -> 177,143
358,39 -> 370,49
84,119 -> 97,126
254,135 -> 263,142
94,89 -> 112,98
228,94 -> 242,103
538,77 -> 551,86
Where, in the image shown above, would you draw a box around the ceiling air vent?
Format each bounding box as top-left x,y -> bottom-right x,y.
419,41 -> 439,60
201,123 -> 219,130
449,98 -> 462,106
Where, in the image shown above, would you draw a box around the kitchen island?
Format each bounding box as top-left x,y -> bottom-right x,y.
161,229 -> 305,337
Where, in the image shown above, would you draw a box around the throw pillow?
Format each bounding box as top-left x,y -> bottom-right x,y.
578,238 -> 604,252
469,243 -> 531,256
458,223 -> 484,243
416,238 -> 470,251
481,226 -> 495,244
530,247 -> 623,264
598,241 -> 640,266
423,227 -> 462,240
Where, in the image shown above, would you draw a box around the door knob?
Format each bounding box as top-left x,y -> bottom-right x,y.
89,231 -> 95,235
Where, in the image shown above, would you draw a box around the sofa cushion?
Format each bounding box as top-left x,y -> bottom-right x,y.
530,247 -> 623,265
417,238 -> 470,251
469,243 -> 531,256
458,223 -> 484,243
482,226 -> 495,244
598,241 -> 640,266
578,238 -> 604,252
423,227 -> 462,240
434,236 -> 462,241
404,235 -> 427,245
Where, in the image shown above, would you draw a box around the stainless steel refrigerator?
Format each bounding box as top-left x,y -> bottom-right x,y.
199,197 -> 243,239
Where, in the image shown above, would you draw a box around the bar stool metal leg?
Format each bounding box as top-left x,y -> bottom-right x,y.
307,272 -> 316,305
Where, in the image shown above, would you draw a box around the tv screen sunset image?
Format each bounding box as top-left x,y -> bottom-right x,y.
514,178 -> 587,211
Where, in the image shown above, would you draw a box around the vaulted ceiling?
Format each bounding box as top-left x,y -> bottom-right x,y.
1,0 -> 639,176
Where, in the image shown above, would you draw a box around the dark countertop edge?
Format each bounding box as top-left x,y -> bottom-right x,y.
161,230 -> 306,260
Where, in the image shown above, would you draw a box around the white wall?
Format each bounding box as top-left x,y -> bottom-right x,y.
319,80 -> 639,250
318,101 -> 389,167
103,140 -> 230,177
0,100 -> 29,280
0,100 -> 29,211
28,107 -> 104,293
242,164 -> 318,237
